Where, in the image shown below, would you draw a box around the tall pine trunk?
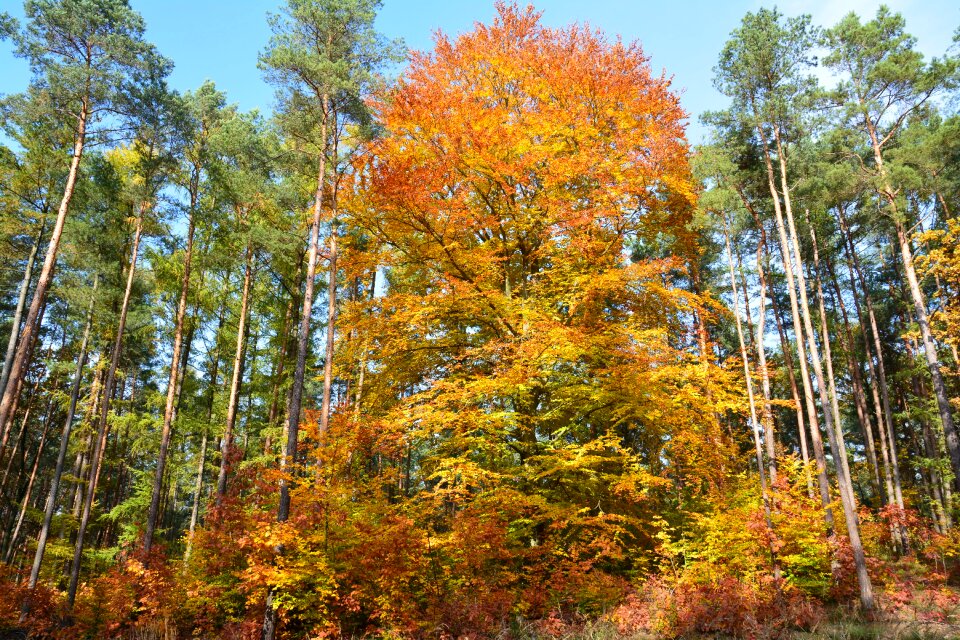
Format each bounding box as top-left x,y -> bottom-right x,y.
318,228 -> 338,436
264,96 -> 328,640
144,205 -> 197,552
217,238 -> 254,499
0,220 -> 45,405
723,221 -> 778,577
185,303 -> 226,562
0,99 -> 89,434
837,209 -> 906,516
25,276 -> 97,597
752,112 -> 833,523
863,117 -> 959,490
67,207 -> 143,607
773,130 -> 872,610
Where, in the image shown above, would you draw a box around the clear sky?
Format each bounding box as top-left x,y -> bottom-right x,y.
1,0 -> 958,143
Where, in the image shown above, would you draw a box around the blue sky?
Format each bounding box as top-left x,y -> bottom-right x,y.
1,0 -> 958,143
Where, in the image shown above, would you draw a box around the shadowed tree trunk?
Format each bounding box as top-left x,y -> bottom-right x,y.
0,99 -> 89,436
217,238 -> 254,500
68,207 -> 143,608
0,220 -> 45,407
144,203 -> 198,553
25,276 -> 97,602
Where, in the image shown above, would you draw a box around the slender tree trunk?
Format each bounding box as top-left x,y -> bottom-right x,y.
723,221 -> 778,577
752,115 -> 832,523
1,399 -> 34,496
807,216 -> 858,512
864,118 -> 959,490
0,220 -> 45,407
67,207 -> 143,608
318,228 -> 338,436
25,277 -> 97,599
217,239 -> 254,499
736,243 -> 778,484
744,230 -> 777,483
4,416 -> 50,564
185,303 -> 226,561
895,220 -> 959,487
265,289 -> 296,455
1,387 -> 54,559
837,210 -> 906,515
0,100 -> 88,434
772,130 -> 872,610
768,269 -> 814,497
71,431 -> 93,521
824,257 -> 882,496
915,375 -> 950,531
0,308 -> 47,458
352,271 -> 376,423
144,207 -> 197,553
183,429 -> 207,564
264,98 -> 329,640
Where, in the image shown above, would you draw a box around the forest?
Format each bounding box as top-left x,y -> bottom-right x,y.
0,0 -> 959,638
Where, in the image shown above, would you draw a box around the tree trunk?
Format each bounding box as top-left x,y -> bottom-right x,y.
265,96 -> 329,640
764,146 -> 834,530
265,288 -> 296,456
0,99 -> 88,434
824,256 -> 882,497
767,267 -> 814,497
4,415 -> 50,564
67,207 -> 143,608
217,239 -> 254,499
185,303 -> 226,561
742,233 -> 777,484
863,116 -> 960,491
752,114 -> 833,524
0,220 -> 45,406
0,307 -> 47,458
837,209 -> 907,520
895,221 -> 959,488
807,216 -> 859,512
352,271 -> 376,423
915,375 -> 951,531
25,276 -> 97,597
318,228 -> 338,436
144,206 -> 197,553
772,129 -> 872,610
723,221 -> 778,577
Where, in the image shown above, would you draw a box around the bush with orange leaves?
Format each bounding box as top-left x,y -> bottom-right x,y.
604,460 -> 829,639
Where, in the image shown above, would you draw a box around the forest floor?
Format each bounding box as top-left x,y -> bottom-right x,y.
537,620 -> 960,640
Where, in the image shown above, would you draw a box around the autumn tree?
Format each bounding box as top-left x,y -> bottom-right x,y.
824,8 -> 960,491
342,1 -> 734,620
0,0 -> 169,436
257,0 -> 398,635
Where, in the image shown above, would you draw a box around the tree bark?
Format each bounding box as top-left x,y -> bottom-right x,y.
3,413 -> 51,564
67,207 -> 143,607
265,94 -> 329,640
863,115 -> 960,491
772,130 -> 872,610
25,276 -> 97,597
824,256 -> 882,496
185,303 -> 226,562
217,238 -> 254,500
0,99 -> 89,434
752,114 -> 833,524
318,228 -> 338,436
837,210 -> 907,518
723,221 -> 778,577
0,220 -> 45,406
144,205 -> 197,553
